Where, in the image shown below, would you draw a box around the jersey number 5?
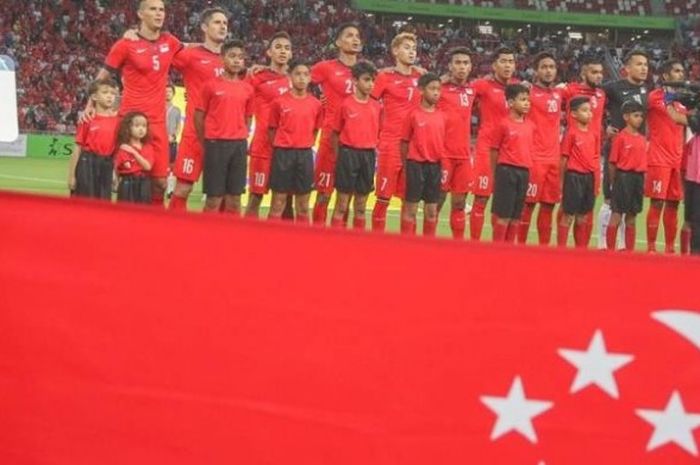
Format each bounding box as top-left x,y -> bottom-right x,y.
152,55 -> 161,71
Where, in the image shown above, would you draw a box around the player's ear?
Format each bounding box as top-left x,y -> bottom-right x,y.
266,47 -> 272,60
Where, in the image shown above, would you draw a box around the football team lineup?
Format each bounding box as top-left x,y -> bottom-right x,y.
12,0 -> 700,253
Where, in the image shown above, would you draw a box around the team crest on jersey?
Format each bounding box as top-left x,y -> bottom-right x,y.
412,79 -> 418,87
160,44 -> 170,53
466,88 -> 474,95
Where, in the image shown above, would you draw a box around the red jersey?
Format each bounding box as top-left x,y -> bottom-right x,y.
491,116 -> 535,169
402,107 -> 446,163
311,59 -> 354,129
472,77 -> 518,149
172,45 -> 224,135
436,81 -> 474,159
334,96 -> 382,150
610,128 -> 648,172
372,69 -> 421,144
198,78 -> 254,140
647,88 -> 687,168
104,33 -> 183,122
561,125 -> 599,174
75,114 -> 119,157
115,143 -> 155,175
269,93 -> 323,149
527,85 -> 563,163
560,82 -> 606,143
248,70 -> 290,158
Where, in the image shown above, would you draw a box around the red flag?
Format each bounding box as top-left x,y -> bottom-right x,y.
1,192 -> 699,465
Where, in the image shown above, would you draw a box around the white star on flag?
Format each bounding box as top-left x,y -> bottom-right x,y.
558,329 -> 634,399
480,376 -> 553,444
636,391 -> 700,456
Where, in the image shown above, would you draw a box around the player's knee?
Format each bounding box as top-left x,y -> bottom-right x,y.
452,196 -> 467,211
474,195 -> 488,207
174,182 -> 193,197
316,194 -> 329,205
666,200 -> 679,209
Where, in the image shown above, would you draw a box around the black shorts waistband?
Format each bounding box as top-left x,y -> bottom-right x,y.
566,170 -> 594,177
498,163 -> 529,171
407,159 -> 440,166
119,173 -> 149,178
616,169 -> 645,175
205,139 -> 247,143
340,145 -> 375,153
274,147 -> 312,151
82,151 -> 113,158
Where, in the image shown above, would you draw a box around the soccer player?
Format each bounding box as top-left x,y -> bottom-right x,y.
114,112 -> 155,204
645,60 -> 689,253
470,47 -> 519,240
246,32 -> 293,218
169,7 -> 228,211
558,97 -> 599,248
607,101 -> 648,251
519,52 -> 563,245
68,79 -> 119,199
165,84 -> 181,197
370,32 -> 423,232
437,46 -> 474,239
195,40 -> 254,214
490,84 -> 534,242
400,73 -> 445,236
600,50 -> 650,248
311,23 -> 362,226
330,61 -> 381,230
93,0 -> 184,207
268,61 -> 323,223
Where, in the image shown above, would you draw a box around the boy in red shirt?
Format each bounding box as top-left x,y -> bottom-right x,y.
607,101 -> 648,251
268,61 -> 324,223
490,84 -> 535,242
330,61 -> 381,230
558,97 -> 599,248
68,79 -> 119,200
400,73 -> 445,236
195,40 -> 254,214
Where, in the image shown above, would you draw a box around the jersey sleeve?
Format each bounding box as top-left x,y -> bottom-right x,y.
371,72 -> 387,100
75,122 -> 88,146
171,46 -> 189,72
268,99 -> 281,129
104,39 -> 129,71
314,102 -> 324,130
609,134 -> 622,164
647,89 -> 666,112
560,131 -> 573,157
471,79 -> 487,98
168,34 -> 184,56
310,61 -> 326,85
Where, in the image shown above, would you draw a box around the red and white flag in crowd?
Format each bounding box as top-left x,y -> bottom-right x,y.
1,192 -> 699,465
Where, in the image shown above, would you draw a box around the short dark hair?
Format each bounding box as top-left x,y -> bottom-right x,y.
580,55 -> 603,67
269,31 -> 291,48
661,59 -> 684,76
624,49 -> 649,65
494,46 -> 515,61
533,51 -> 556,69
418,72 -> 440,88
352,60 -> 377,79
505,83 -> 529,101
569,96 -> 590,112
117,111 -> 149,145
335,22 -> 360,41
88,78 -> 118,95
221,39 -> 245,55
447,46 -> 472,63
200,7 -> 228,25
289,60 -> 310,73
622,100 -> 645,114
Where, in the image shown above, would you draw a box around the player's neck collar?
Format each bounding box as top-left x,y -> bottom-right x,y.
137,31 -> 163,43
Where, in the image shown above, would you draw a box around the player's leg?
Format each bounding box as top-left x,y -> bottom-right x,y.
491,165 -> 514,242
221,141 -> 247,216
202,140 -> 227,213
422,163 -> 441,237
169,132 -> 201,211
148,120 -> 170,207
166,142 -> 178,197
97,156 -> 114,200
558,171 -> 579,248
507,167 -> 529,244
312,134 -> 335,226
623,213 -> 637,251
518,162 -> 542,243
331,193 -> 351,228
402,160 -> 422,235
294,193 -> 311,224
372,154 -> 398,232
471,149 -> 493,240
269,192 -> 288,219
662,169 -> 683,253
353,194 -> 369,230
351,149 -> 374,231
267,148 -> 289,219
535,164 -> 560,246
681,179 -> 692,254
294,149 -> 315,224
246,156 -> 271,218
331,147 -> 353,228
644,166 -> 669,252
607,213 -> 622,250
447,158 -> 469,240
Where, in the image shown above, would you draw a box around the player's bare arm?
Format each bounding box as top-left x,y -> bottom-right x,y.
193,110 -> 206,146
330,131 -> 340,158
67,145 -> 81,191
490,148 -> 499,175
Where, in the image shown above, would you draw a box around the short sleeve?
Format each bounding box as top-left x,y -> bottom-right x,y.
609,134 -> 621,164
471,79 -> 487,97
560,131 -> 572,157
245,86 -> 255,117
168,34 -> 184,56
75,122 -> 88,146
310,61 -> 326,85
647,89 -> 665,112
401,112 -> 413,142
371,72 -> 387,100
314,102 -> 324,130
268,99 -> 281,129
104,39 -> 129,71
172,46 -> 189,72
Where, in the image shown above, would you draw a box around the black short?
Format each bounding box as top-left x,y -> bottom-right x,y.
270,148 -> 314,194
562,170 -> 595,216
117,174 -> 152,204
169,142 -> 178,164
611,169 -> 644,215
602,140 -> 612,200
405,160 -> 441,203
492,164 -> 530,220
335,146 -> 376,195
74,152 -> 113,200
203,139 -> 248,196
685,180 -> 694,223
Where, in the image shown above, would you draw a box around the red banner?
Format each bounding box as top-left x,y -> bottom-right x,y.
1,192 -> 700,465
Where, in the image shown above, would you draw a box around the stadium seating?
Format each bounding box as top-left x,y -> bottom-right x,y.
516,0 -> 653,14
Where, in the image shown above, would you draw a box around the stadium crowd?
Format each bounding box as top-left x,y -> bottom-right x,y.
1,0 -> 699,134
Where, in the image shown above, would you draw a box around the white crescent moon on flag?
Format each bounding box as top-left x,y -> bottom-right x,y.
652,310 -> 700,351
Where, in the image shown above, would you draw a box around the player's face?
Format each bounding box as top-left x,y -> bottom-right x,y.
448,53 -> 472,82
582,64 -> 604,88
137,0 -> 165,31
573,103 -> 593,124
202,12 -> 228,44
354,74 -> 375,96
335,27 -> 362,55
493,53 -> 515,81
93,85 -> 117,110
267,38 -> 292,66
509,92 -> 530,115
392,40 -> 417,66
223,47 -> 245,74
166,87 -> 174,101
664,63 -> 686,83
130,116 -> 149,140
535,58 -> 557,86
422,81 -> 441,106
624,111 -> 644,130
291,65 -> 311,91
626,55 -> 649,83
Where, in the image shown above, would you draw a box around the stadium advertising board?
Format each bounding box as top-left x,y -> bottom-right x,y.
0,134 -> 27,158
0,55 -> 19,142
26,133 -> 75,159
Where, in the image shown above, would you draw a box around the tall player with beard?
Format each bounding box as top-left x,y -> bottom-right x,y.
437,47 -> 474,239
245,32 -> 293,218
370,32 -> 423,232
470,47 -> 519,240
94,0 -> 183,207
311,23 -> 362,226
168,7 -> 228,211
518,52 -> 563,245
